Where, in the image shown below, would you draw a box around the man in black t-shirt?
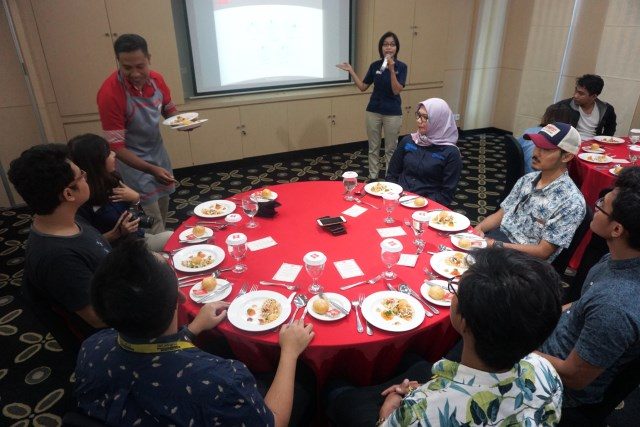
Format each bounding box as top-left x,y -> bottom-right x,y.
9,144 -> 111,331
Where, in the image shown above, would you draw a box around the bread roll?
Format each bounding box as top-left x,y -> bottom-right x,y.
261,188 -> 272,199
202,277 -> 217,292
413,197 -> 426,207
312,298 -> 329,315
192,225 -> 206,237
428,286 -> 446,300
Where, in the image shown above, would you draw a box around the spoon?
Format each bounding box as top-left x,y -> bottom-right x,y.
289,294 -> 309,325
403,219 -> 418,236
398,283 -> 439,316
438,244 -> 453,252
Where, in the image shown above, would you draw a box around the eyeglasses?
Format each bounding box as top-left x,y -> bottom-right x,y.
447,280 -> 457,297
382,43 -> 396,48
415,112 -> 429,122
68,170 -> 87,187
595,197 -> 611,217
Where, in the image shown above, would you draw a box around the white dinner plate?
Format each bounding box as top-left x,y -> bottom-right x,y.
361,291 -> 425,332
428,210 -> 471,232
306,293 -> 351,321
609,167 -> 624,176
594,136 -> 625,144
364,181 -> 403,197
172,244 -> 225,273
163,112 -> 198,126
250,190 -> 279,203
578,153 -> 613,164
194,200 -> 236,218
178,226 -> 214,243
189,279 -> 232,303
174,119 -> 208,131
581,146 -> 605,154
420,280 -> 457,307
399,195 -> 428,209
450,233 -> 487,251
430,250 -> 470,279
227,290 -> 291,332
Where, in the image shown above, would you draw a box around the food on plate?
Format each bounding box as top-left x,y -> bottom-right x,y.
432,211 -> 456,228
457,237 -> 472,249
201,203 -> 226,216
613,165 -> 624,175
312,298 -> 330,315
586,154 -> 607,162
379,297 -> 414,323
261,188 -> 273,199
201,277 -> 217,292
192,225 -> 206,237
413,197 -> 426,207
445,252 -> 467,268
590,143 -> 600,151
172,115 -> 193,126
428,286 -> 445,300
246,298 -> 282,325
181,251 -> 213,269
370,182 -> 390,193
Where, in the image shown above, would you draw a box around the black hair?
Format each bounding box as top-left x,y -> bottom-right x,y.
91,237 -> 178,338
540,104 -> 573,127
113,33 -> 149,58
68,134 -> 120,207
576,74 -> 604,96
377,31 -> 400,59
611,166 -> 640,250
8,144 -> 75,215
455,247 -> 562,370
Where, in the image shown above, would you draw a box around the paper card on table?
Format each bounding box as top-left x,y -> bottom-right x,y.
398,254 -> 418,267
343,205 -> 367,217
272,263 -> 303,282
611,158 -> 630,164
376,226 -> 407,238
334,259 -> 364,279
247,236 -> 277,251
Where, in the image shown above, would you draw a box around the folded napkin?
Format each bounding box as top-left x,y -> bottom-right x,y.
256,200 -> 281,218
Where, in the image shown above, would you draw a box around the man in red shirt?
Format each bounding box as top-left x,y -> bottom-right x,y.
97,33 -> 177,233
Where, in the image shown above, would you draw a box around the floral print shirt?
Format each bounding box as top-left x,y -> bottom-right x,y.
500,171 -> 586,262
383,353 -> 563,427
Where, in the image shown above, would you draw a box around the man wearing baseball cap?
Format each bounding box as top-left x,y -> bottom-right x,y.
474,122 -> 586,261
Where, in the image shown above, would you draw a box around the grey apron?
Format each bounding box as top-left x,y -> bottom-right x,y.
116,72 -> 174,205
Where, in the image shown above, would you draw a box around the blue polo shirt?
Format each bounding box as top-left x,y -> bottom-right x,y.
74,328 -> 274,426
363,59 -> 407,116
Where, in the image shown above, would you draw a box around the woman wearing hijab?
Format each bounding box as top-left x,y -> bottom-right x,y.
336,31 -> 407,180
386,98 -> 462,206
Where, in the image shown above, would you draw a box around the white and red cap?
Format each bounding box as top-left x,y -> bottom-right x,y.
303,251 -> 327,266
380,238 -> 403,253
524,122 -> 580,154
342,171 -> 358,179
226,232 -> 247,245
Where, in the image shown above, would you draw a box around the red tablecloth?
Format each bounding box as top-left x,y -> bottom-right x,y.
169,181 -> 461,387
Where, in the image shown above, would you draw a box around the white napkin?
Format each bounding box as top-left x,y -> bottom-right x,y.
398,254 -> 418,267
611,158 -> 630,164
377,226 -> 406,238
334,259 -> 364,279
343,205 -> 367,217
247,236 -> 277,251
272,263 -> 302,282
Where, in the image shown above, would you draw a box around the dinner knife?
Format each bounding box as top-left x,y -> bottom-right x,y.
319,292 -> 349,315
365,321 -> 373,336
339,280 -> 366,290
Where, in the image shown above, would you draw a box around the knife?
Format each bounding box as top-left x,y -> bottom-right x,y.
300,307 -> 309,321
339,280 -> 366,290
287,291 -> 297,304
319,292 -> 349,315
365,321 -> 373,336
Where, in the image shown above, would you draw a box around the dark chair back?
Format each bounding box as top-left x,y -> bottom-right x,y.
552,206 -> 593,277
498,135 -> 525,204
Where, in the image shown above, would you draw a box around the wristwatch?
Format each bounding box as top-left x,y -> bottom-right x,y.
375,417 -> 386,426
492,240 -> 504,248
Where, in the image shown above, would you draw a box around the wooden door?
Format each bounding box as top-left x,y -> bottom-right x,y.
287,99 -> 332,151
331,94 -> 369,145
241,103 -> 289,158
188,107 -> 242,166
371,0 -> 415,70
410,0 -> 451,84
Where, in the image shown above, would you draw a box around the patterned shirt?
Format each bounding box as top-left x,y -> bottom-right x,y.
500,171 -> 585,261
383,354 -> 563,427
74,328 -> 274,426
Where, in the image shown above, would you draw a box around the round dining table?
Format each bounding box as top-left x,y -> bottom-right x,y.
168,181 -> 463,387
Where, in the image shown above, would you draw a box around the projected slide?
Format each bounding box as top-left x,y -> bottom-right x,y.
185,0 -> 350,95
215,5 -> 323,86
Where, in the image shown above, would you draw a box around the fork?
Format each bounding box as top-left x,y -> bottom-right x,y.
340,274 -> 382,290
354,197 -> 379,210
259,281 -> 298,291
233,283 -> 248,300
351,295 -> 364,333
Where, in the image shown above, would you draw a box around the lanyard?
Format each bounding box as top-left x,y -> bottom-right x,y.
117,334 -> 195,354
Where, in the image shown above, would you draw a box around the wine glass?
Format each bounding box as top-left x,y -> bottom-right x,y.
630,128 -> 640,145
342,171 -> 358,201
411,211 -> 430,247
380,238 -> 402,280
226,233 -> 248,274
629,145 -> 640,165
304,251 -> 327,294
242,197 -> 259,228
382,192 -> 399,223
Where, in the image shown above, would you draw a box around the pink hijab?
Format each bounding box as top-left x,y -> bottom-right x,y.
411,98 -> 459,147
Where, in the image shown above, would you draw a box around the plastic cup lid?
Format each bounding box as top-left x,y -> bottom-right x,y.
412,211 -> 431,222
630,129 -> 640,133
342,171 -> 358,179
380,238 -> 403,252
303,251 -> 327,266
225,213 -> 242,223
382,192 -> 399,201
226,232 -> 247,245
630,145 -> 640,152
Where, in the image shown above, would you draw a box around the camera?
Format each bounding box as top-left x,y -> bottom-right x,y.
127,205 -> 155,229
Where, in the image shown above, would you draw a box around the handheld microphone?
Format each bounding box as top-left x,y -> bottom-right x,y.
380,56 -> 388,72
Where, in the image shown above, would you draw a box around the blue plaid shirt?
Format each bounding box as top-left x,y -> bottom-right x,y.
500,171 -> 585,261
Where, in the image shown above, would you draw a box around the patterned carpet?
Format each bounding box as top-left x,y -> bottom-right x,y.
0,130 -> 637,425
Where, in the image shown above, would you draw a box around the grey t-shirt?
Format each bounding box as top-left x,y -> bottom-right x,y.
540,254 -> 640,406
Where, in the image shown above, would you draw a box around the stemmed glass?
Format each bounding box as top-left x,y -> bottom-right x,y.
411,211 -> 430,247
382,192 -> 399,223
630,128 -> 640,145
242,197 -> 259,228
226,233 -> 248,274
629,145 -> 640,165
342,171 -> 358,201
380,238 -> 402,280
304,251 -> 327,294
